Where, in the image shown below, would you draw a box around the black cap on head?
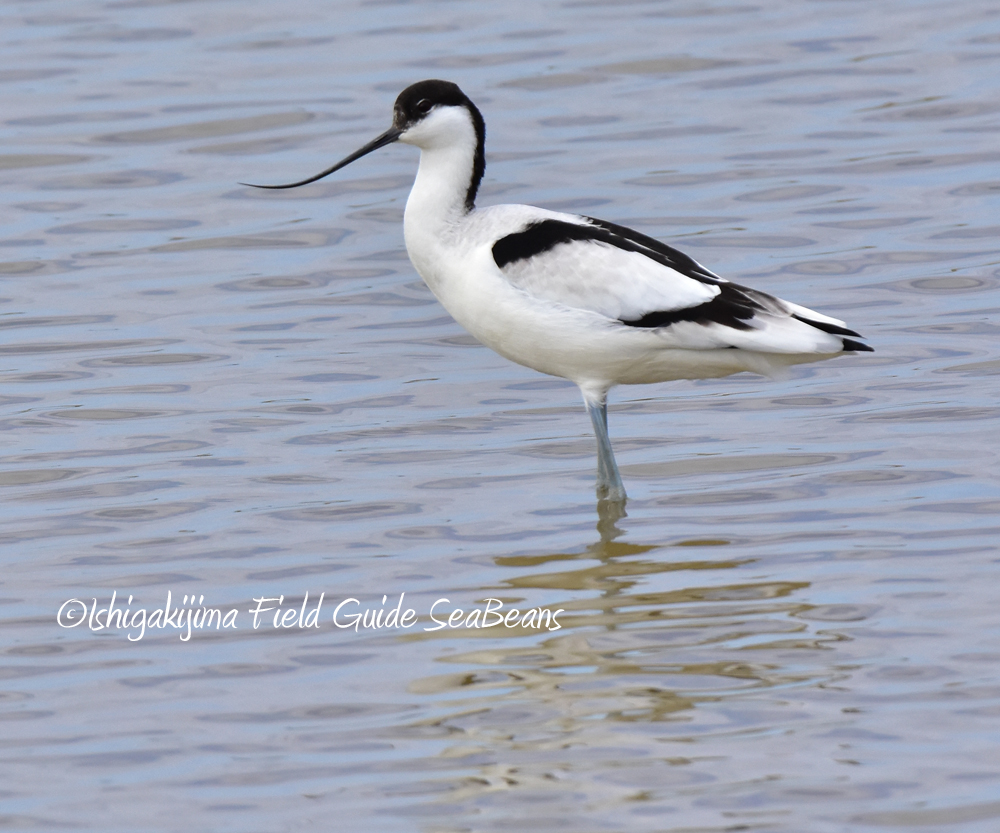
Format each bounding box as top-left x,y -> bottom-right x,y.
392,80 -> 485,211
392,79 -> 473,129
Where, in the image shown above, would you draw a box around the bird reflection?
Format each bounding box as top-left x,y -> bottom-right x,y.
595,496 -> 628,543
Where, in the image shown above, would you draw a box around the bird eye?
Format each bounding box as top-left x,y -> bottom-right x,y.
415,98 -> 432,114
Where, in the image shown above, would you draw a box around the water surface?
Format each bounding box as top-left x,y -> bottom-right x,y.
3,0 -> 1000,830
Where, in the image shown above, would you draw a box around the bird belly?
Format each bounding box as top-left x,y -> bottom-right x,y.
411,247 -> 774,384
406,236 -> 839,392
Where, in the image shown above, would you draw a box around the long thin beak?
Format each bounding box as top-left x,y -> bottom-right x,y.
240,126 -> 402,189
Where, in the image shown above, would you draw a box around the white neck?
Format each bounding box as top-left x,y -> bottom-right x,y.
404,140 -> 476,230
400,107 -> 482,280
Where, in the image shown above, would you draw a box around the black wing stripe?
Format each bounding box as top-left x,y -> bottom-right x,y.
620,282 -> 765,331
492,220 -> 594,268
492,217 -> 724,285
584,216 -> 724,284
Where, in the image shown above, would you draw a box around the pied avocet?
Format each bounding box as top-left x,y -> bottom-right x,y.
246,80 -> 871,504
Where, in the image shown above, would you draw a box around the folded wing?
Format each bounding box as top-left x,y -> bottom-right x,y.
491,215 -> 872,354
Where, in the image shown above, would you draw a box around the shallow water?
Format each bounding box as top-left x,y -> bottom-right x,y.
3,0 -> 1000,830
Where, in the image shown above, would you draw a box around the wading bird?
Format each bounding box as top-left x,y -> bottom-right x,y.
245,80 -> 871,505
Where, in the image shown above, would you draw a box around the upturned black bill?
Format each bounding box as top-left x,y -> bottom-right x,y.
241,127 -> 403,189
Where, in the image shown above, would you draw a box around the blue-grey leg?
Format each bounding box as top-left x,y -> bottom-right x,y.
585,397 -> 627,503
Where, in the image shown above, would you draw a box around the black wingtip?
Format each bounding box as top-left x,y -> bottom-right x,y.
790,313 -> 872,352
792,313 -> 863,338
842,338 -> 874,352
